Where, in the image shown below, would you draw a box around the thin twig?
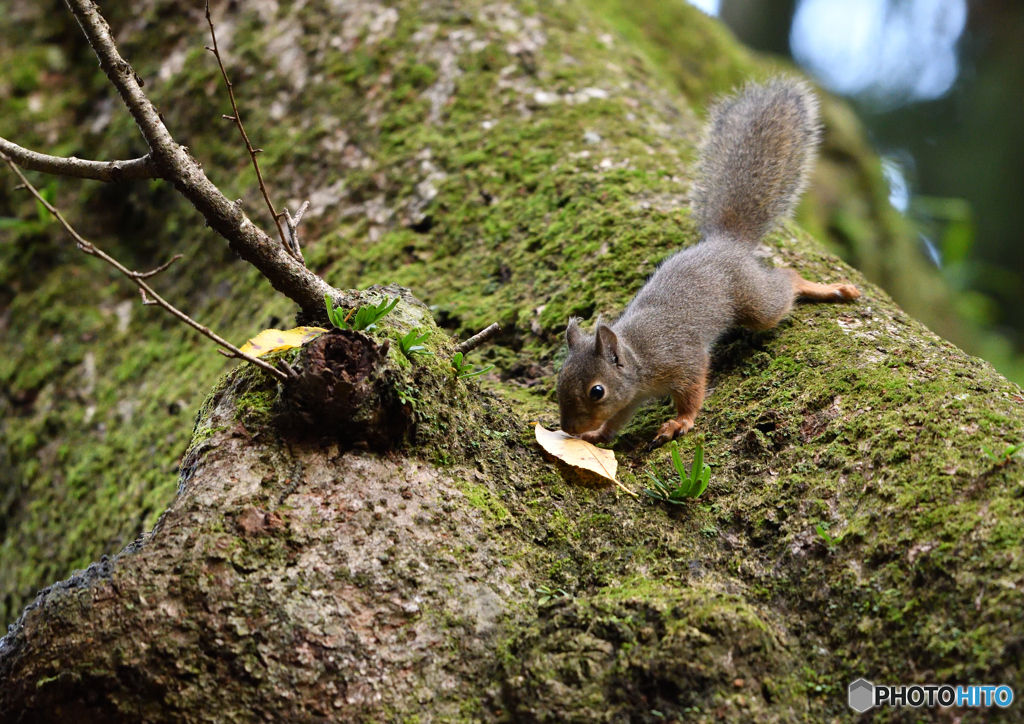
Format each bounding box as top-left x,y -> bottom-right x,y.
204,1 -> 293,260
291,200 -> 309,228
0,136 -> 158,182
130,254 -> 183,279
276,359 -> 299,379
282,200 -> 309,264
456,323 -> 500,355
2,153 -> 289,383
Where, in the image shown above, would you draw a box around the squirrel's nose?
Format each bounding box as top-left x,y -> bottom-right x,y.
561,418 -> 595,437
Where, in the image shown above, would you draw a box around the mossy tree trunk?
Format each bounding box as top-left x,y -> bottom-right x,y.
1,0 -> 1022,721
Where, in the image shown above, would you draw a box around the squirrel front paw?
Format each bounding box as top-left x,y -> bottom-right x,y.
649,417 -> 694,449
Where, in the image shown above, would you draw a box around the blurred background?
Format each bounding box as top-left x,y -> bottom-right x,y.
689,0 -> 1024,383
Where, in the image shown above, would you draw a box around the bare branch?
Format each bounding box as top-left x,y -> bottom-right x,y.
276,359 -> 300,379
2,153 -> 289,384
456,323 -> 501,355
0,137 -> 158,182
130,254 -> 183,280
61,0 -> 335,316
203,1 -> 294,261
291,200 -> 310,229
64,0 -> 177,167
282,200 -> 310,264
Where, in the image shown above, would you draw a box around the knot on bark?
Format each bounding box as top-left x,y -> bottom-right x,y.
281,330 -> 411,449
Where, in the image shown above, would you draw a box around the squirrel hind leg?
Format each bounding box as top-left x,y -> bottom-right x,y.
733,265 -> 798,331
791,273 -> 861,302
736,268 -> 860,332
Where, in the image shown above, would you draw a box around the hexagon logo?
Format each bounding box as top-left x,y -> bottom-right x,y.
849,678 -> 874,713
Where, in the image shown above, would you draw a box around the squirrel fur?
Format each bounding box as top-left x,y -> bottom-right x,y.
557,78 -> 860,447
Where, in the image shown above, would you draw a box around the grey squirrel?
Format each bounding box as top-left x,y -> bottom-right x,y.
557,78 -> 860,447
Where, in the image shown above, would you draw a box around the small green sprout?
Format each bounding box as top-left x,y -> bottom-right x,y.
396,384 -> 420,410
398,327 -> 434,358
536,585 -> 570,605
816,523 -> 844,550
325,293 -> 400,332
981,441 -> 1024,466
644,440 -> 711,504
451,350 -> 493,380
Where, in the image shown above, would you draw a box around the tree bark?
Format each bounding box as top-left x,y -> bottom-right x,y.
1,0 -> 1022,721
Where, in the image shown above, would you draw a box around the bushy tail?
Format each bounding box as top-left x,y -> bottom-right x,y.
691,78 -> 821,244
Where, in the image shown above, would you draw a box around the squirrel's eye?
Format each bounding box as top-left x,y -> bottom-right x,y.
589,384 -> 605,401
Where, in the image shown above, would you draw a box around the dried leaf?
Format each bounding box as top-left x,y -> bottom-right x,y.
239,326 -> 327,357
534,424 -> 636,497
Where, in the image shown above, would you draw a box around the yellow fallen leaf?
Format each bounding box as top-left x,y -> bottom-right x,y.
534,423 -> 637,497
239,326 -> 328,357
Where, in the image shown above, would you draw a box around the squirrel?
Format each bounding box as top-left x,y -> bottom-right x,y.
557,78 -> 860,448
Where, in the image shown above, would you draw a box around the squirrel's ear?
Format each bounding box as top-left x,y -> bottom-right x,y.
595,324 -> 619,365
565,317 -> 583,349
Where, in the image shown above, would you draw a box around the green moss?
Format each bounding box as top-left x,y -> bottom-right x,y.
455,478 -> 512,524
583,0 -> 762,105
502,584 -> 806,721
